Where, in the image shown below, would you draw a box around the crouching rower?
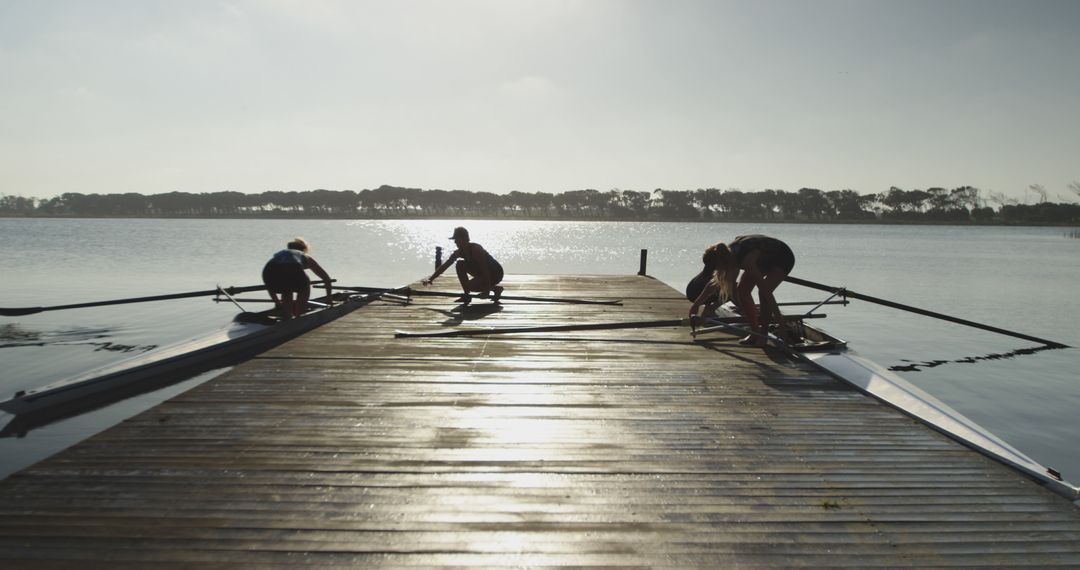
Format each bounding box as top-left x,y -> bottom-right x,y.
261,237 -> 333,318
423,226 -> 504,304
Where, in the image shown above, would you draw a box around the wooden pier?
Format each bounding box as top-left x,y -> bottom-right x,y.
1,275 -> 1078,567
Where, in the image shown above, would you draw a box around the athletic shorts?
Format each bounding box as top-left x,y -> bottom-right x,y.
262,263 -> 309,294
757,240 -> 795,275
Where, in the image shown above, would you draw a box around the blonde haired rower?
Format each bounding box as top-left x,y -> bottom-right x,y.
261,237 -> 333,319
688,234 -> 795,347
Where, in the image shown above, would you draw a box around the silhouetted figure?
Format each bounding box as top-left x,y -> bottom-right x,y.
686,248 -> 722,318
423,227 -> 503,305
688,234 -> 795,347
261,237 -> 333,318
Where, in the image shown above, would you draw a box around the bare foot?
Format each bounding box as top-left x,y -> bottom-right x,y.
492,285 -> 503,303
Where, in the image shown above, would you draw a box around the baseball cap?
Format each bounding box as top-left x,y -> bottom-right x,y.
450,227 -> 469,241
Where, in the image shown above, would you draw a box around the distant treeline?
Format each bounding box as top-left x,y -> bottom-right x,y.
3,185 -> 1080,225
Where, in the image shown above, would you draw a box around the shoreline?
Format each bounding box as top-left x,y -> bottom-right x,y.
2,214 -> 1078,228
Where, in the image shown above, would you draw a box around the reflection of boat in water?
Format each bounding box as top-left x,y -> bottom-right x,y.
0,290 -> 391,433
695,304 -> 1079,500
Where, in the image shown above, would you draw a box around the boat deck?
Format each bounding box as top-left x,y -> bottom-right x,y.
1,274 -> 1078,567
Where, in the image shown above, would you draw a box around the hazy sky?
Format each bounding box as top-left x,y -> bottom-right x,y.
2,0 -> 1078,201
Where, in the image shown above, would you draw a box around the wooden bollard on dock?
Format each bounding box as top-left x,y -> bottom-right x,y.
638,249 -> 648,275
435,246 -> 443,269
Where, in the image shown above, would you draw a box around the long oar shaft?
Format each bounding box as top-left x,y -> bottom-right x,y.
786,275 -> 1068,348
776,300 -> 848,307
691,313 -> 824,338
396,318 -> 687,338
336,286 -> 622,306
0,280 -> 334,317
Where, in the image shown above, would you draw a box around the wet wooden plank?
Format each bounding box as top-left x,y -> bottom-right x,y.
0,274 -> 1077,567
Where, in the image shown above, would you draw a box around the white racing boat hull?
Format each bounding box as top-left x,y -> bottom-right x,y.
794,321 -> 1079,501
0,292 -> 378,418
698,309 -> 1077,500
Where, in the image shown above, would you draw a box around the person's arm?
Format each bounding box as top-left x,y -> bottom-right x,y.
423,251 -> 459,285
689,281 -> 719,319
306,257 -> 334,306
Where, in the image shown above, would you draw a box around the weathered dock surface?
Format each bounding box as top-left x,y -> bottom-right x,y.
1,274 -> 1078,568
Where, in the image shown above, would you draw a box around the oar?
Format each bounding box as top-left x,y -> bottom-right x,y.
776,300 -> 848,307
215,285 -> 247,312
690,313 -> 825,337
395,318 -> 688,338
215,289 -> 409,308
0,280 -> 335,317
786,275 -> 1069,348
691,317 -> 811,362
336,286 -> 623,306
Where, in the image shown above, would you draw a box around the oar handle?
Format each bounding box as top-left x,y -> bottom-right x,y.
786,275 -> 1069,348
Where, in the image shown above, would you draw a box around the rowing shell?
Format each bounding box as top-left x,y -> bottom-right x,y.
0,291 -> 379,419
691,308 -> 1078,499
792,320 -> 1079,500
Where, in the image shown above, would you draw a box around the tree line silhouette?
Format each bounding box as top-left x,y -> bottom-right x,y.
2,185 -> 1079,224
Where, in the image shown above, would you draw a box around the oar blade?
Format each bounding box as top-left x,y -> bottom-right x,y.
0,307 -> 44,317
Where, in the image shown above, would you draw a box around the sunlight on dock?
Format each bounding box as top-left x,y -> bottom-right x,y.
0,275 -> 1078,567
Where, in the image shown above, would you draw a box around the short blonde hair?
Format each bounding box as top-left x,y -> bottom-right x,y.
287,237 -> 309,252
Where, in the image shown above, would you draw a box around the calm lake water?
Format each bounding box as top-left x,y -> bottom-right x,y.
2,218 -> 1078,482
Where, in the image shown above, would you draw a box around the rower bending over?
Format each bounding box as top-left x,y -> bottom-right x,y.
423,226 -> 504,305
688,234 -> 795,347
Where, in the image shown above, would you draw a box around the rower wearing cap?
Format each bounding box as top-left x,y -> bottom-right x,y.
422,226 -> 504,304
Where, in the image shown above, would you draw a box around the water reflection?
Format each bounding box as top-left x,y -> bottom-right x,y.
0,323 -> 157,354
0,368 -> 229,479
889,344 -> 1066,372
4,218 -> 1080,488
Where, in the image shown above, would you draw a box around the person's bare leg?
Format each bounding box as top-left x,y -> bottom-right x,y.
736,275 -> 763,346
280,292 -> 295,320
295,287 -> 311,318
755,270 -> 787,346
454,262 -> 475,304
455,262 -> 472,291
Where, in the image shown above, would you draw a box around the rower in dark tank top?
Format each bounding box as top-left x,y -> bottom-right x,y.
688,234 -> 795,347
